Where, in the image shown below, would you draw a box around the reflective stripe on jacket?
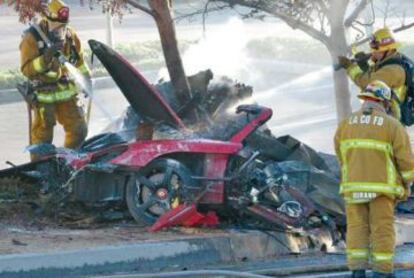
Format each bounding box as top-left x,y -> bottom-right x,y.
334,104 -> 414,203
35,83 -> 77,103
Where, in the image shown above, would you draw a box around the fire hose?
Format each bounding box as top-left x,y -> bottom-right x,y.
16,82 -> 35,146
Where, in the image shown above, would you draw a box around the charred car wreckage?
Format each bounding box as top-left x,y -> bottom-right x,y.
0,40 -> 346,236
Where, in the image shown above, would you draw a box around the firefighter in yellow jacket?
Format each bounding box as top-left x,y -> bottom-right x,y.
20,0 -> 90,158
334,80 -> 414,278
338,27 -> 406,121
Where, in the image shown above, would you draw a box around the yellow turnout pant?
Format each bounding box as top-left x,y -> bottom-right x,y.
345,195 -> 396,273
31,97 -> 87,152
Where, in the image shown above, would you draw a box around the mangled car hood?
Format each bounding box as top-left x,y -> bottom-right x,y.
88,40 -> 185,129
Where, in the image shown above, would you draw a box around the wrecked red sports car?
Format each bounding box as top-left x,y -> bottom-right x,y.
0,40 -> 344,235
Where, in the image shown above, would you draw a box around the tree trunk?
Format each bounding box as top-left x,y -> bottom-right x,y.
331,63 -> 352,121
148,0 -> 192,105
327,6 -> 353,122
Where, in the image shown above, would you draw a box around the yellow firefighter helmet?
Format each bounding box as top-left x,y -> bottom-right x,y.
358,80 -> 392,102
370,27 -> 401,52
43,0 -> 70,24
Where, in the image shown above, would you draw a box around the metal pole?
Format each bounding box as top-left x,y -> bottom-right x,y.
106,12 -> 114,47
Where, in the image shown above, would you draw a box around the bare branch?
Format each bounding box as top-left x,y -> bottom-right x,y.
212,0 -> 330,45
202,0 -> 211,36
350,22 -> 366,41
315,0 -> 329,15
126,0 -> 154,17
352,21 -> 414,48
383,0 -> 390,26
174,2 -> 229,22
344,0 -> 368,27
279,13 -> 330,45
393,21 -> 414,33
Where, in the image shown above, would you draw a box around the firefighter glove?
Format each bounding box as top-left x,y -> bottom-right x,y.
43,44 -> 64,67
354,51 -> 371,62
354,52 -> 371,72
337,56 -> 353,69
43,46 -> 57,67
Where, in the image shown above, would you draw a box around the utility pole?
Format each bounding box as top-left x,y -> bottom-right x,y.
106,12 -> 114,47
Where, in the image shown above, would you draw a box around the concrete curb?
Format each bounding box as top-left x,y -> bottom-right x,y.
0,229 -> 335,278
0,237 -> 229,277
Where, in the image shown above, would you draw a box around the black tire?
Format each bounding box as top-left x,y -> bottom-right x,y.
126,158 -> 197,226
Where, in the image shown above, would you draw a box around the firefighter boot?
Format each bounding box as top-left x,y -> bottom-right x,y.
351,270 -> 366,278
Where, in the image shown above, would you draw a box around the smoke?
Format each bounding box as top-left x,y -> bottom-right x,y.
158,17 -> 256,83
183,18 -> 250,76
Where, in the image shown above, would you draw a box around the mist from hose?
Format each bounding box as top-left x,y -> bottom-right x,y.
64,62 -> 114,121
255,66 -> 332,101
225,66 -> 333,114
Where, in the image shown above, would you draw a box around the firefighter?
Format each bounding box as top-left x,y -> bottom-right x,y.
338,27 -> 406,121
20,0 -> 90,159
334,80 -> 414,278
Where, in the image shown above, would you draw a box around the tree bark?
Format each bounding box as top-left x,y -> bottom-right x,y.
327,26 -> 352,121
148,0 -> 193,105
331,63 -> 352,121
327,0 -> 352,121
